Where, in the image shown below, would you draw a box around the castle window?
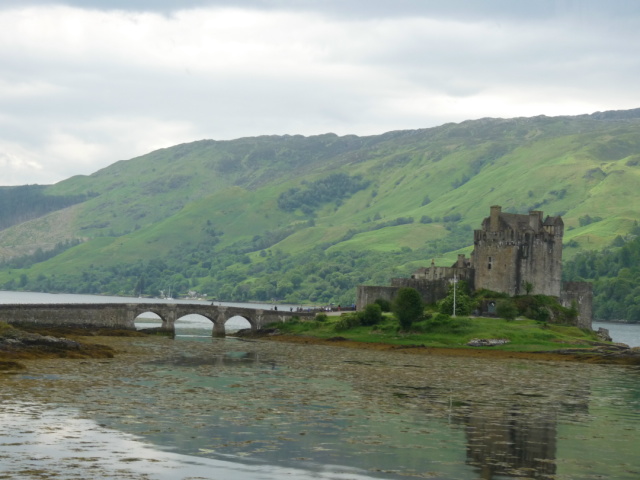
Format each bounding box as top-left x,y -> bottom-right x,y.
487,256 -> 492,270
522,234 -> 531,259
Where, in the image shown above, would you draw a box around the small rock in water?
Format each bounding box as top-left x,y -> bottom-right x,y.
596,327 -> 613,342
466,338 -> 510,347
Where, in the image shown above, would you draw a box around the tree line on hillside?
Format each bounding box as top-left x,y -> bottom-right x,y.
2,222 -> 474,306
0,185 -> 96,231
277,173 -> 370,214
563,224 -> 640,322
0,239 -> 82,269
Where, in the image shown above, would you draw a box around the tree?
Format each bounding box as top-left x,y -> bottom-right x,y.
438,280 -> 473,316
135,276 -> 145,296
360,303 -> 383,326
524,282 -> 534,295
392,287 -> 424,330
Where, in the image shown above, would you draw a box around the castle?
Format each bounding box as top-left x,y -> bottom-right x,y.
356,205 -> 592,328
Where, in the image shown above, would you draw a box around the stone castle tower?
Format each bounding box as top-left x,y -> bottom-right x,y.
356,205 -> 591,327
472,205 -> 564,296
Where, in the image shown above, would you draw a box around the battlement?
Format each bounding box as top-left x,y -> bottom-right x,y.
473,206 -> 563,297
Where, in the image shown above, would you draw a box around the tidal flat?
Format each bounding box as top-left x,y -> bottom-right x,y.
1,335 -> 640,480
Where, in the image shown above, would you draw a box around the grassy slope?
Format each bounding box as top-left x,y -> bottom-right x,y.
2,111 -> 640,292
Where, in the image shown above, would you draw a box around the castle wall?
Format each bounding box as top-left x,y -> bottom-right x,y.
356,285 -> 401,311
411,265 -> 474,284
413,265 -> 456,281
473,231 -> 520,295
357,276 -> 466,310
560,282 -> 593,329
390,278 -> 452,305
473,216 -> 563,296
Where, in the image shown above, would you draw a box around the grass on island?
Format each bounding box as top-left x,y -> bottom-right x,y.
268,313 -> 601,352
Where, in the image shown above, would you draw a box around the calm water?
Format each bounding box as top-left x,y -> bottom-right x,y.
593,321 -> 640,348
1,291 -> 640,479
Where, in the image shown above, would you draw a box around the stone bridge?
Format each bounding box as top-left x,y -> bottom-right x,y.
0,303 -> 315,337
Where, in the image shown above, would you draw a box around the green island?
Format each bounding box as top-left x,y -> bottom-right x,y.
260,289 -> 640,365
264,315 -> 640,365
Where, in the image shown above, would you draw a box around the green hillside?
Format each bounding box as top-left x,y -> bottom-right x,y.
1,109 -> 640,316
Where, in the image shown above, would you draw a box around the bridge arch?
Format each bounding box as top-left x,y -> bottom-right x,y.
174,313 -> 215,336
224,314 -> 254,334
133,310 -> 163,330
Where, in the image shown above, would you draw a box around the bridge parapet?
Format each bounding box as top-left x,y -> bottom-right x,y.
0,303 -> 138,330
0,303 -> 316,337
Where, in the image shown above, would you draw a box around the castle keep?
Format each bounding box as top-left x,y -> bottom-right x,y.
473,206 -> 564,297
356,205 -> 592,328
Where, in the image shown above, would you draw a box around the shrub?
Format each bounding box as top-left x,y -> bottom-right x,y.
496,299 -> 518,321
315,313 -> 328,322
0,322 -> 14,334
392,287 -> 424,330
533,306 -> 550,323
374,323 -> 400,334
474,289 -> 510,299
559,303 -> 578,324
513,294 -> 571,324
334,313 -> 361,332
360,303 -> 383,326
299,321 -> 323,331
432,313 -> 451,324
418,314 -> 472,335
374,298 -> 391,312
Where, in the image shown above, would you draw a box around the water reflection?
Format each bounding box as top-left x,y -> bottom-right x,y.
2,336 -> 640,480
464,406 -> 558,478
148,350 -> 264,367
457,387 -> 591,478
0,402 -> 382,480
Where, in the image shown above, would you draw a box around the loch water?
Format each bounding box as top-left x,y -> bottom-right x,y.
1,291 -> 640,480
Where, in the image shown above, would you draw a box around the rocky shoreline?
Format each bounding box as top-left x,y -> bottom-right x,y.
239,329 -> 640,366
3,323 -> 640,371
0,324 -> 121,370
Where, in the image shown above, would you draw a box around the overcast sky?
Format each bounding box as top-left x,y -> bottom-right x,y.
1,0 -> 639,186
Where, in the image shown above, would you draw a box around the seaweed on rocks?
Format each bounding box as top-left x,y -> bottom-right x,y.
0,323 -> 116,370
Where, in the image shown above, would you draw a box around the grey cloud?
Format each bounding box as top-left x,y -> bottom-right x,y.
2,0 -> 639,22
1,0 -> 639,186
